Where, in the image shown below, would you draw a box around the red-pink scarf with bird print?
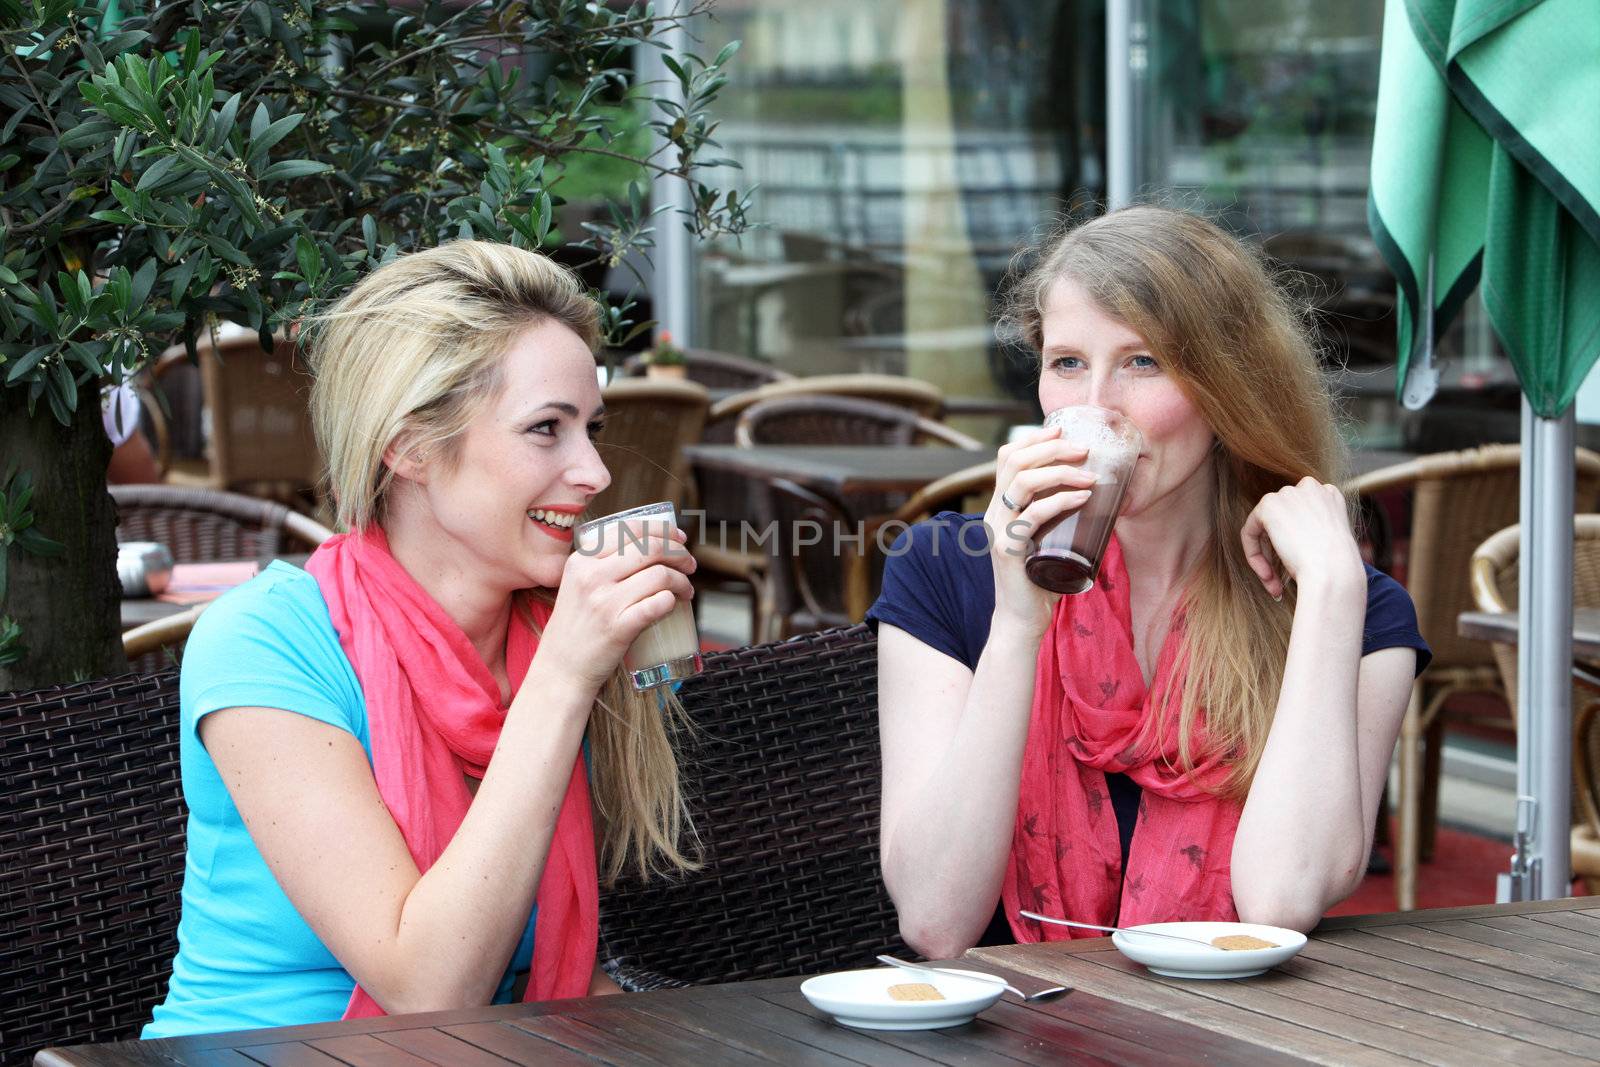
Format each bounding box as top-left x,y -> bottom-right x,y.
1002,536 -> 1241,939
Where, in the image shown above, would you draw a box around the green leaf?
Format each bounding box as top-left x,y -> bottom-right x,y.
129,259 -> 158,310
249,112 -> 306,160
6,345 -> 53,384
16,527 -> 65,557
259,159 -> 330,182
135,153 -> 179,192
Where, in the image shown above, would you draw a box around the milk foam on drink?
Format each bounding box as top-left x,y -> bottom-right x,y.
574,501 -> 704,689
1025,406 -> 1142,594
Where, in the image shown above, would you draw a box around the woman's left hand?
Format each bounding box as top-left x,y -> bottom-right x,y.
1240,477 -> 1363,600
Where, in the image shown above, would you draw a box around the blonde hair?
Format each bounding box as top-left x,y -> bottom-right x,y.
1003,206 -> 1349,797
306,241 -> 697,881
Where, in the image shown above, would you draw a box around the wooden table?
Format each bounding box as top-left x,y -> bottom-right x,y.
684,444 -> 987,500
1459,609 -> 1600,661
39,899 -> 1600,1065
120,554 -> 310,631
969,898 -> 1600,1066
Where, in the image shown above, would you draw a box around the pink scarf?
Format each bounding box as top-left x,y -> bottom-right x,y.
306,527 -> 598,1015
1003,536 -> 1241,941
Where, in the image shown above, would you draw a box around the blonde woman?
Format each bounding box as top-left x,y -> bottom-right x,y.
870,206 -> 1430,957
145,242 -> 696,1036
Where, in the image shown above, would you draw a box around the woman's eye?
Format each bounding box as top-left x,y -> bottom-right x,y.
1048,356 -> 1083,371
587,420 -> 606,440
1129,354 -> 1159,370
527,419 -> 558,437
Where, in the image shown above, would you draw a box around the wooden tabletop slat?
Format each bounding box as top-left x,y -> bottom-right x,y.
1468,913 -> 1600,953
435,1022 -> 600,1067
624,996 -> 863,1066
758,989 -> 1044,1067
968,944 -> 1406,1067
1274,950 -> 1600,1063
710,992 -> 952,1067
38,901 -> 1600,1066
300,1035 -> 439,1067
1081,954 -> 1501,1067
1298,936 -> 1600,1044
224,1042 -> 345,1067
1318,928 -> 1600,1016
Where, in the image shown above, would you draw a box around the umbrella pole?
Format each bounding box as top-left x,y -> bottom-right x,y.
1508,399 -> 1575,901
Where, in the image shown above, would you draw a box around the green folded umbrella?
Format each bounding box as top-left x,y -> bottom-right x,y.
1369,0 -> 1600,417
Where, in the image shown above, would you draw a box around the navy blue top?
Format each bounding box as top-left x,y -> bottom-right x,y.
865,512 -> 1432,945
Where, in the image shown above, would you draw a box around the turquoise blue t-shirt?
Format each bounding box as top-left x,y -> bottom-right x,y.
144,562 -> 537,1038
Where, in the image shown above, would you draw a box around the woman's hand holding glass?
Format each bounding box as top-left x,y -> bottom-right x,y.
985,426 -> 1098,633
542,519 -> 696,691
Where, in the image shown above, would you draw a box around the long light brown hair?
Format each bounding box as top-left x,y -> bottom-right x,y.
305,241 -> 697,881
1002,205 -> 1350,796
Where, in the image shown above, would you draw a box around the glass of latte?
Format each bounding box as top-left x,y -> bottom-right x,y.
1024,406 -> 1143,595
575,501 -> 704,689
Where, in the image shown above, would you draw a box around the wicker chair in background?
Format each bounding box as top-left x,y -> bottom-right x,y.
587,377 -> 710,520
738,396 -> 980,640
0,670 -> 186,1064
112,484 -> 335,565
1344,444 -> 1600,909
152,332 -> 322,506
600,624 -> 907,988
619,346 -> 794,390
691,375 -> 946,644
1470,516 -> 1600,894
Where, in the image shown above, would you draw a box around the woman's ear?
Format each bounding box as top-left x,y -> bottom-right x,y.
383,436 -> 430,486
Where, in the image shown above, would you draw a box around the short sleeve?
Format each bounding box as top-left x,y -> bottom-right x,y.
179,563 -> 367,745
866,512 -> 994,670
1361,565 -> 1432,677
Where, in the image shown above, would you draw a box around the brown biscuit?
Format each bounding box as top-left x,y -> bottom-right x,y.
1211,934 -> 1278,951
887,982 -> 946,1001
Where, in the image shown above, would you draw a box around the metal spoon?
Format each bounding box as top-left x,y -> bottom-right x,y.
1018,910 -> 1224,950
876,955 -> 1072,1003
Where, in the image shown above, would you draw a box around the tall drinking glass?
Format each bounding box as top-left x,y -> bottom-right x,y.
1024,406 -> 1143,594
574,501 -> 703,689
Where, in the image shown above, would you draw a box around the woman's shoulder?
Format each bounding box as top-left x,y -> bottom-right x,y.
1360,564 -> 1432,674
869,512 -> 993,671
181,562 -> 366,737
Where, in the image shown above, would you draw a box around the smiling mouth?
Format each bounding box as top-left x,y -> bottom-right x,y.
528,509 -> 578,540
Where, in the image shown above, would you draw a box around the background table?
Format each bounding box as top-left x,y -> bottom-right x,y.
684,444 -> 987,502
1459,608 -> 1600,661
969,898 -> 1600,1066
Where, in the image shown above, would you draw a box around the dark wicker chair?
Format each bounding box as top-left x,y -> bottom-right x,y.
734,394 -> 981,451
0,670 -> 186,1065
600,624 -> 906,989
619,347 -> 794,391
111,484 -> 335,565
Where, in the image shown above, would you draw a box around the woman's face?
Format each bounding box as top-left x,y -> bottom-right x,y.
403,319 -> 610,592
1036,276 -> 1215,519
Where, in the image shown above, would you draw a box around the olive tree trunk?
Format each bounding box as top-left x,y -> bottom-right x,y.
0,385 -> 126,690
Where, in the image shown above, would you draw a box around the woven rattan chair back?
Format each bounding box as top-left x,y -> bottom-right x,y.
0,670 -> 185,1063
197,333 -> 322,497
1471,515 -> 1600,836
111,485 -> 335,565
588,378 -> 710,519
620,347 -> 794,390
599,625 -> 905,988
1347,445 -> 1600,671
734,394 -> 981,450
707,373 -> 945,425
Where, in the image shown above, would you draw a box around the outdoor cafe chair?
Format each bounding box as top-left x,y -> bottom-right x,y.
150,330 -> 322,506
618,346 -> 794,390
734,393 -> 982,451
1345,443 -> 1600,909
587,376 -> 710,519
1470,514 -> 1600,894
0,669 -> 185,1065
600,623 -> 907,988
112,484 -> 335,566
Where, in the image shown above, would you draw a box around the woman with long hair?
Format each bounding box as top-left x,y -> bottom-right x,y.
145,242 -> 697,1036
870,206 -> 1429,957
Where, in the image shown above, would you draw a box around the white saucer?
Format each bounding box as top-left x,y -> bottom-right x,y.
1111,921 -> 1307,979
800,966 -> 1006,1030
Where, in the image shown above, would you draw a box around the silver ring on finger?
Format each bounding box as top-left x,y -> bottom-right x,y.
1000,489 -> 1022,512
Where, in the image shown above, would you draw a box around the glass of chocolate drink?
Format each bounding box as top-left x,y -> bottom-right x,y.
1024,406 -> 1143,594
575,501 -> 703,689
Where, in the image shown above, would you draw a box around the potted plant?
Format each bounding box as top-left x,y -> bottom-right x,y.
646,330 -> 689,380
0,0 -> 750,687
